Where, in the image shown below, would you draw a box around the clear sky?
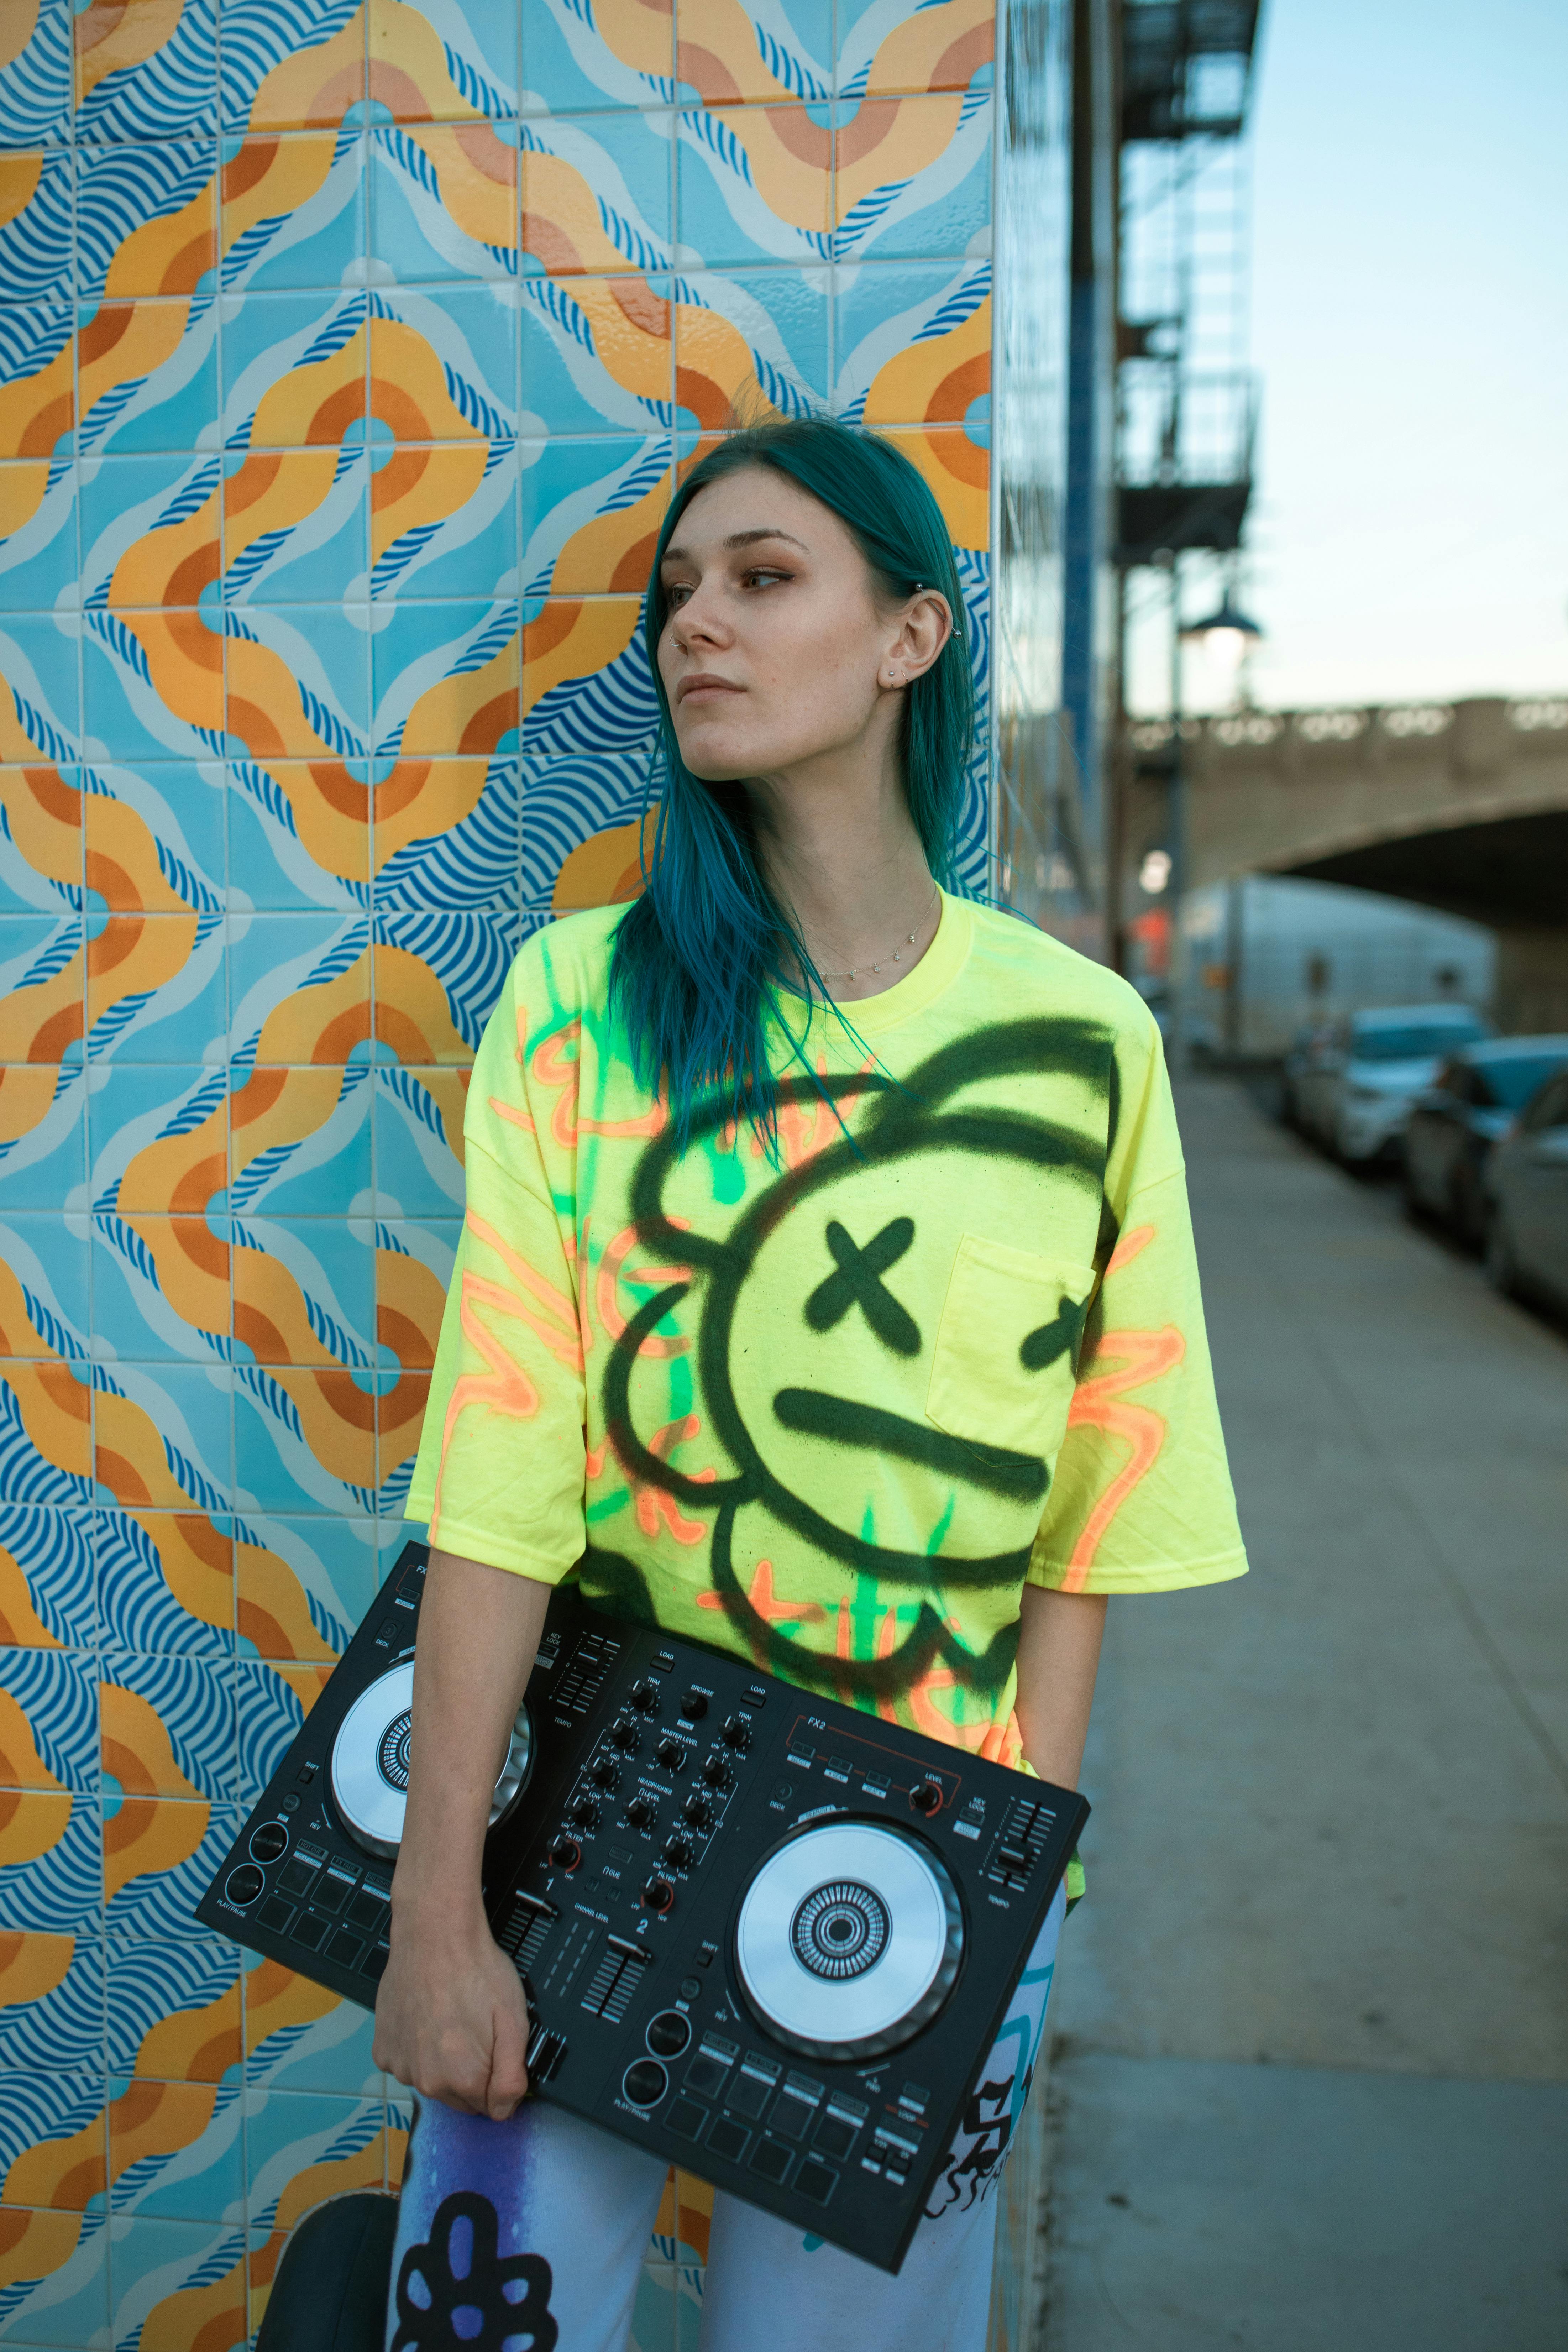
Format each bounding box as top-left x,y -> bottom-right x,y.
1128,0 -> 1568,716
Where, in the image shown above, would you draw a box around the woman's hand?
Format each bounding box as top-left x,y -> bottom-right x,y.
373,1549 -> 554,2120
373,1899 -> 530,2120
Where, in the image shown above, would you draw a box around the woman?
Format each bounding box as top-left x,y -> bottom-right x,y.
374,417 -> 1247,2351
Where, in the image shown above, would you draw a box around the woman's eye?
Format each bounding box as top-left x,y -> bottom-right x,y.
744,569 -> 788,590
664,583 -> 692,608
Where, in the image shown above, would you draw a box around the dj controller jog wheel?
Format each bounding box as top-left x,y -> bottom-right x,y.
734,1818 -> 964,2063
330,1662 -> 534,1859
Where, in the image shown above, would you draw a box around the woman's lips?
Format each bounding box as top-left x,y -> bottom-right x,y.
677,675 -> 742,704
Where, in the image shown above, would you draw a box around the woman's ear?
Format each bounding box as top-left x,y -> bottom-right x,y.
892,589 -> 953,685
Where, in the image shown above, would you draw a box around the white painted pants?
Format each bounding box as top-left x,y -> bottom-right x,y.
385,1882 -> 1064,2352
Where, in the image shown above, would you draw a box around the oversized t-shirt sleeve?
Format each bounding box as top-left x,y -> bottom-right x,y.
1028,1020 -> 1248,1596
404,967 -> 587,1584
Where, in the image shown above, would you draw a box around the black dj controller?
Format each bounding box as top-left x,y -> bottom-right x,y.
198,1542 -> 1087,2272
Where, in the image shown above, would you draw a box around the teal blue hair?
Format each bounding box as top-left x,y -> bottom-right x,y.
609,415 -> 975,1151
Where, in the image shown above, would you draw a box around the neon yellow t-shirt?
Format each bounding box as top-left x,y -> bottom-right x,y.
407,892 -> 1247,1773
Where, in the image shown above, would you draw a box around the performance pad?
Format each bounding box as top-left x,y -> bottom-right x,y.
197,1543 -> 1087,2273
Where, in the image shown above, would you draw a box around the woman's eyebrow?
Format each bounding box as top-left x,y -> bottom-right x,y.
660,527 -> 808,567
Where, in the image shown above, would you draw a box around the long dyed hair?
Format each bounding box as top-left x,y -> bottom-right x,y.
608,415 -> 974,1151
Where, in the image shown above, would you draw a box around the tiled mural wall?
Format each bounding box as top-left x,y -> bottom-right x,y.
0,0 -> 1004,2343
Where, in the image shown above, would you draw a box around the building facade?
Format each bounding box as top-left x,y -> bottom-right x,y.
0,1 -> 1095,2340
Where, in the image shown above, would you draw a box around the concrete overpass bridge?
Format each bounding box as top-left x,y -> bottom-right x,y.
1124,695 -> 1568,1027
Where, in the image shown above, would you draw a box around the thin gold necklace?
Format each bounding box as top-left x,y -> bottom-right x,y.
810,885 -> 940,986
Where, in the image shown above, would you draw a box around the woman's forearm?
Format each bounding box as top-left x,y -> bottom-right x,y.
1011,1583 -> 1108,1790
390,1548 -> 554,1931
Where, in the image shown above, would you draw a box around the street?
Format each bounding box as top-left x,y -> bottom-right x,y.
1040,1078 -> 1568,2350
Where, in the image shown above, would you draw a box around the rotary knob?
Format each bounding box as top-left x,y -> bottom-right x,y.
570,1794 -> 599,1830
663,1832 -> 692,1867
681,1793 -> 712,1830
626,1795 -> 656,1828
911,1778 -> 943,1817
655,1735 -> 685,1770
720,1712 -> 752,1751
700,1754 -> 731,1790
678,1690 -> 708,1721
643,1876 -> 676,1914
549,1833 -> 581,1870
589,1758 -> 620,1792
610,1717 -> 640,1754
630,1678 -> 660,1715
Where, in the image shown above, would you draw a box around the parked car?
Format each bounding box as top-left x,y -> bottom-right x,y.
1300,1003 -> 1493,1164
1486,1067 -> 1568,1307
1402,1037 -> 1568,1245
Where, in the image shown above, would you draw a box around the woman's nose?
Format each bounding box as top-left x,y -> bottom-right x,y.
672,581 -> 728,648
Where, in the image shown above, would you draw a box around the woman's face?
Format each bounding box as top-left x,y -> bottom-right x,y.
656,466 -> 939,784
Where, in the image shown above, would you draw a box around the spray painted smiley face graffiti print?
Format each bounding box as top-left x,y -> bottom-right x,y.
593,1019 -> 1119,1719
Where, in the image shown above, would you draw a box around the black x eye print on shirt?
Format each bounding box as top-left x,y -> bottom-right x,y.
804,1216 -> 921,1355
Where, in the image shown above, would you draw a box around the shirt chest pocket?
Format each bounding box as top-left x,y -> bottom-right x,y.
925,1235 -> 1099,1464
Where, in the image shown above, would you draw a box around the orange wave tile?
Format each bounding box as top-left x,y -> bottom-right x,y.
0,762 -> 80,890
121,1089 -> 227,1220
0,1691 -> 69,1793
544,277 -> 674,413
0,156 -> 45,234
0,935 -> 86,1065
0,462 -> 51,541
0,1540 -> 65,1647
862,0 -> 995,94
85,790 -> 199,915
371,949 -> 475,1064
566,0 -> 672,87
520,150 -> 636,277
550,462 -> 672,598
100,1679 -> 208,1804
682,107 -> 834,240
552,816 -> 653,912
95,1386 -> 210,1514
372,758 -> 489,875
0,1363 -> 91,1486
87,915 -> 204,1050
835,92 -> 968,219
369,441 -> 493,565
104,1795 -> 210,1907
230,1066 -> 348,1184
233,1235 -> 346,1370
675,0 -> 807,104
263,1368 -> 376,1489
139,2248 -> 247,2352
0,1793 -> 74,1875
251,957 -> 372,1062
876,426 -> 987,549
221,447 -> 347,580
242,1953 -> 343,2063
673,2169 -> 714,2263
378,1368 -> 428,1495
673,291 -> 796,430
0,3 -> 44,74
0,330 -> 72,460
74,0 -> 187,102
370,0 -> 499,122
78,302 -> 196,446
1,2102 -> 106,2213
0,1931 -> 74,2012
107,2078 -> 219,2191
0,2207 -> 86,2295
119,1215 -> 230,1351
522,597 -> 642,720
396,629 -> 520,765
123,1513 -> 235,1646
0,1070 -> 67,1162
387,122 -> 519,258
221,134 -> 340,262
110,608 -> 224,734
107,483 -> 220,612
133,1968 -> 242,2084
0,1254 -> 70,1362
247,317 -> 367,449
241,6 -> 366,134
235,1530 -> 336,1663
376,1244 -> 448,1371
865,293 -> 990,429
104,173 -> 216,303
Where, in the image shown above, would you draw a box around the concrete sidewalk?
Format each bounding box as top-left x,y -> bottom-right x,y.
1039,1079 -> 1568,2351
